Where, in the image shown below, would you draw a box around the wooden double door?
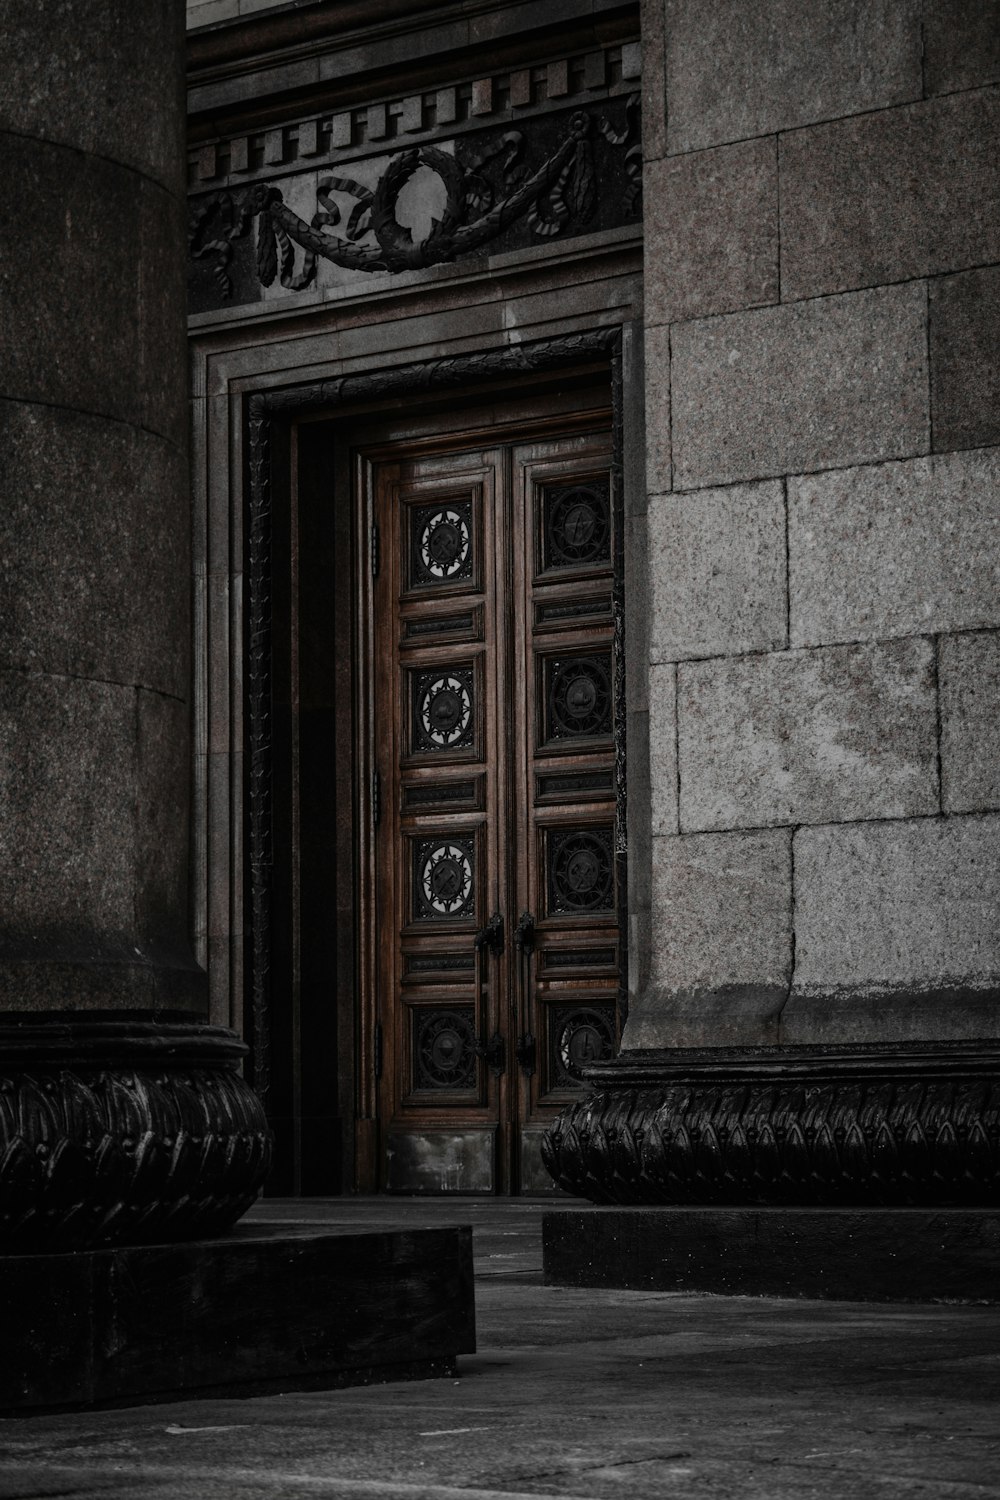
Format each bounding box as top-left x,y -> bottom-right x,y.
363,415 -> 622,1193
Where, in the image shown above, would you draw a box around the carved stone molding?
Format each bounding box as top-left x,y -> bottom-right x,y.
0,1017 -> 272,1251
541,1045 -> 1000,1206
188,59 -> 641,311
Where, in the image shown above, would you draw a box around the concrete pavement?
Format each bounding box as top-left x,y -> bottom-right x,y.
1,1198 -> 999,1498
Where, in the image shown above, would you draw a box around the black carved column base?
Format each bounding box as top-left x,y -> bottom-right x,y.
0,1014 -> 272,1252
540,1045 -> 1000,1302
542,1044 -> 1000,1206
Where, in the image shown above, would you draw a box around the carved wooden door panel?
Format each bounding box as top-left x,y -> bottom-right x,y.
366,420 -> 618,1193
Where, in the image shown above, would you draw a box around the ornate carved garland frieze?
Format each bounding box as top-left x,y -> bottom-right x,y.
541,1047 -> 1000,1206
188,43 -> 641,311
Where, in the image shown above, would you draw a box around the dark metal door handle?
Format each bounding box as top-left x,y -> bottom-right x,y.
476,1032 -> 506,1075
515,1033 -> 536,1075
514,911 -> 535,952
474,911 -> 505,957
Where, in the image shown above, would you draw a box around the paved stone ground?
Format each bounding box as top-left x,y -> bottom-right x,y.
2,1198 -> 1000,1499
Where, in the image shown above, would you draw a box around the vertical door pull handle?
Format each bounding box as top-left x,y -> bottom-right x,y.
475,911 -> 505,957
476,1032 -> 506,1075
515,911 -> 535,952
515,1033 -> 536,1075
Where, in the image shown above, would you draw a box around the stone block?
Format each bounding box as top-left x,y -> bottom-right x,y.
649,665 -> 678,835
140,179 -> 189,451
644,138 -> 778,323
544,1208 -> 1000,1302
649,481 -> 787,662
671,284 -> 928,490
663,0 -> 922,153
0,0 -> 184,196
643,323 -> 671,494
780,90 -> 1000,300
677,640 -> 938,832
940,631 -> 1000,814
789,449 -> 1000,647
930,266 -> 1000,454
792,813 -> 1000,996
0,401 -> 188,699
924,0 -> 1000,95
0,1223 -> 475,1410
626,828 -> 791,1045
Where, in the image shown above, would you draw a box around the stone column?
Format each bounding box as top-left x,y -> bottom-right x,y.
0,0 -> 268,1248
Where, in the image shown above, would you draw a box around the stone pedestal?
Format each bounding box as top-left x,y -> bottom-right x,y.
2,1222 -> 474,1412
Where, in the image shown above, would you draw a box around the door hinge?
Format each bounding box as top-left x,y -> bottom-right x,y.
476,1031 -> 506,1076
372,767 -> 381,828
371,520 -> 380,578
373,1021 -> 383,1080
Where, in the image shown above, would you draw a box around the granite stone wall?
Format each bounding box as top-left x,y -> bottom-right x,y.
629,0 -> 1000,1048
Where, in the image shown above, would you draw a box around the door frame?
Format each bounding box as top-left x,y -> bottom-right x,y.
245,325 -> 635,1191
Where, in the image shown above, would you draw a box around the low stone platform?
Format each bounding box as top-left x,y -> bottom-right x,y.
1,1221 -> 475,1413
543,1206 -> 1000,1302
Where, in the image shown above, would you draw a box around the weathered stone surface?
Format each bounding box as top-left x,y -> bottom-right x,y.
663,0 -> 922,153
924,0 -> 1000,95
671,285 -> 928,490
931,266 -> 1000,454
0,0 -> 184,195
649,481 -> 787,662
644,138 -> 778,323
792,813 -> 1000,1000
624,829 -> 791,1046
0,132 -> 184,442
643,323 -> 671,494
789,450 -> 1000,647
0,673 -> 199,1010
0,402 -> 188,699
940,632 -> 1000,815
780,90 -> 1000,299
677,640 -> 938,832
649,665 -> 678,835
639,0 -> 667,160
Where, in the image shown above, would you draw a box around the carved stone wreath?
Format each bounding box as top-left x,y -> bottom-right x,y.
190,98 -> 640,298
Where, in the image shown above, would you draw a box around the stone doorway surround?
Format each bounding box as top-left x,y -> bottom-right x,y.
184,0 -> 646,1192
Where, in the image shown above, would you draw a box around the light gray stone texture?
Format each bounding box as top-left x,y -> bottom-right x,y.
677,639 -> 938,832
639,0 -> 667,160
940,632 -> 1000,814
791,813 -> 1000,1005
644,139 -> 778,324
671,284 -> 928,490
643,323 -> 671,494
649,481 -> 787,662
0,0 -> 184,196
0,402 -> 189,699
930,266 -> 1000,454
924,0 -> 1000,95
789,449 -> 1000,646
780,90 -> 1000,300
663,0 -> 922,153
622,828 -> 792,1047
649,665 -> 678,835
